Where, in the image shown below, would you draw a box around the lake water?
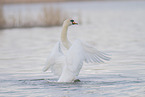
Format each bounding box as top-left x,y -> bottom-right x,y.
1,1 -> 145,97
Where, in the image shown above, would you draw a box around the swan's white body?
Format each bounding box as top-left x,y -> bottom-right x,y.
43,19 -> 110,82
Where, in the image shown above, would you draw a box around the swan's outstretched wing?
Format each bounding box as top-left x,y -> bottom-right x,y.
67,39 -> 110,73
43,41 -> 64,76
82,41 -> 111,63
58,40 -> 111,82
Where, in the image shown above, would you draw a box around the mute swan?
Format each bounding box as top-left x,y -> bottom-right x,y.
43,19 -> 110,82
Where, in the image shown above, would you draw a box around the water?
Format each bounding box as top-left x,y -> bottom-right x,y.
1,1 -> 145,97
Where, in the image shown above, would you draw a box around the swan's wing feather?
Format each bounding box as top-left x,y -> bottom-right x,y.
58,40 -> 84,82
66,40 -> 110,76
66,40 -> 84,76
82,41 -> 111,63
50,56 -> 65,76
43,41 -> 63,72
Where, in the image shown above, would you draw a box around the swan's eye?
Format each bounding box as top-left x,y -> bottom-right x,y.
70,20 -> 74,23
70,19 -> 78,25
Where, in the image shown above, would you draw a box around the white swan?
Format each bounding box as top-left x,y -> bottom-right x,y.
43,19 -> 110,82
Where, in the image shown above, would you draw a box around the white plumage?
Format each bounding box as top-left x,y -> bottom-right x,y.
43,19 -> 110,82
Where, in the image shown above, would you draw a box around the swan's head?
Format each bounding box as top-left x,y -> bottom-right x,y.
63,19 -> 78,26
70,19 -> 78,25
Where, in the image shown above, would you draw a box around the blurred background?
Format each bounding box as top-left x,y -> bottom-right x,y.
0,0 -> 84,29
0,0 -> 144,28
0,0 -> 145,97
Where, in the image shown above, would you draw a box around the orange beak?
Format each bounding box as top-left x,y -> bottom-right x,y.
72,22 -> 78,25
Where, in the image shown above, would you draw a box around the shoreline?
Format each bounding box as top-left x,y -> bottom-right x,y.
0,0 -> 144,29
1,0 -> 144,4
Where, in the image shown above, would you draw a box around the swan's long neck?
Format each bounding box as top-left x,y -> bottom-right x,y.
61,24 -> 71,49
